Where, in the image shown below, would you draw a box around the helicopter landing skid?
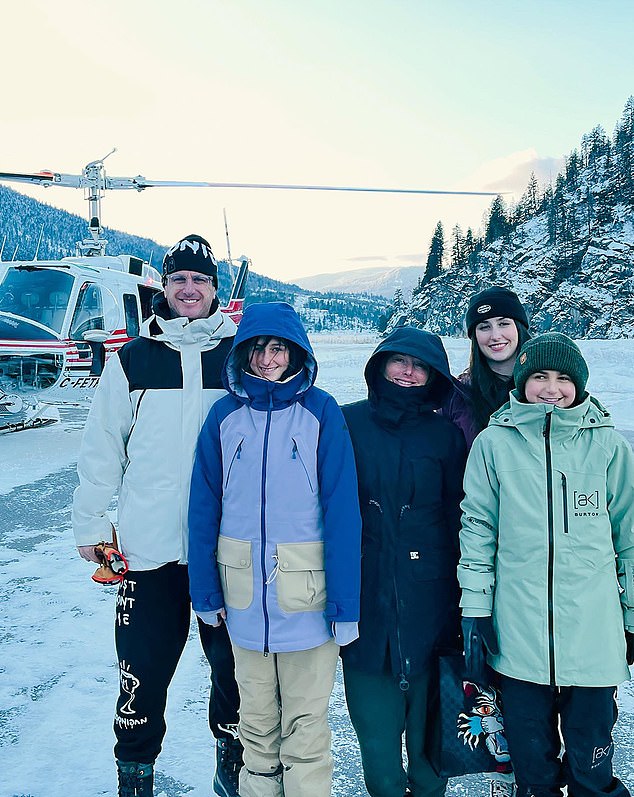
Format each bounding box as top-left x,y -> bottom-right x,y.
0,390 -> 60,434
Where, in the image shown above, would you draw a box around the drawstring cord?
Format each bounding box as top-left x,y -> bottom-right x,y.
265,554 -> 280,584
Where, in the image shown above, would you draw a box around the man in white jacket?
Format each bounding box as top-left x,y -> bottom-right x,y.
73,234 -> 242,797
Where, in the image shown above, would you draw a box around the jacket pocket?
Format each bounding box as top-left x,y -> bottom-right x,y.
216,535 -> 253,610
224,437 -> 245,488
275,541 -> 326,613
291,435 -> 316,494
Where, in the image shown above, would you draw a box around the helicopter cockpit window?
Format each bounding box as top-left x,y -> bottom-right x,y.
138,285 -> 161,322
123,293 -> 140,337
0,267 -> 73,334
69,283 -> 105,339
70,282 -> 120,340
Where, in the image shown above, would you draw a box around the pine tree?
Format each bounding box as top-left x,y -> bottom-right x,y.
450,225 -> 466,268
614,96 -> 634,200
484,196 -> 509,244
422,221 -> 444,284
411,275 -> 425,298
542,185 -> 557,243
565,150 -> 580,188
524,172 -> 540,217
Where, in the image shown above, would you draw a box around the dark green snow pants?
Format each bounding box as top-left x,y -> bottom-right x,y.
343,664 -> 447,797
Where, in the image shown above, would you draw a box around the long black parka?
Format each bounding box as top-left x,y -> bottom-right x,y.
341,327 -> 467,685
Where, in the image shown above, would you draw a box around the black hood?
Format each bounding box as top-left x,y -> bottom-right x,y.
365,326 -> 458,408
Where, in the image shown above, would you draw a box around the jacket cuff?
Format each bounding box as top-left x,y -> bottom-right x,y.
74,516 -> 115,547
460,591 -> 493,614
325,599 -> 360,623
191,590 -> 224,614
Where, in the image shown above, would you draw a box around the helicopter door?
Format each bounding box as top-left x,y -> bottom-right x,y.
69,282 -> 120,339
69,283 -> 120,375
138,284 -> 161,322
123,293 -> 140,337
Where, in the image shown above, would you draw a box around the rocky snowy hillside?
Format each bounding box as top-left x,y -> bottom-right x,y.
387,98 -> 634,338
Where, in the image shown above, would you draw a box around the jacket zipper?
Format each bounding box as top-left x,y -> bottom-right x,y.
225,438 -> 244,488
561,473 -> 569,534
368,497 -> 409,687
260,392 -> 274,655
123,388 -> 147,463
291,438 -> 315,492
543,412 -> 556,686
396,503 -> 410,690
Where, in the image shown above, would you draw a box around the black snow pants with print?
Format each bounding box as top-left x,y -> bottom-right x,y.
113,562 -> 240,764
500,675 -> 630,797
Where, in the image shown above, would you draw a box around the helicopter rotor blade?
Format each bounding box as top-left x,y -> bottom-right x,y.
126,177 -> 502,197
0,168 -> 503,197
0,170 -> 82,188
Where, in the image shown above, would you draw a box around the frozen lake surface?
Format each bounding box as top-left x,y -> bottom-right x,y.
1,334 -> 633,796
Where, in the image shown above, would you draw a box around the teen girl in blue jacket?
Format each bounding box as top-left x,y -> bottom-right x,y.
188,302 -> 361,797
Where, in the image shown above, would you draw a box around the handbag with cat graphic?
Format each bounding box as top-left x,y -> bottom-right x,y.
427,653 -> 514,778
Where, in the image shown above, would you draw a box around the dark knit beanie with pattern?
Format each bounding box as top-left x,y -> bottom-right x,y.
162,234 -> 218,287
513,332 -> 589,400
465,286 -> 529,337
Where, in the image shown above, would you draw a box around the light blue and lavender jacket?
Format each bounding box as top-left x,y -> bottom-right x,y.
188,302 -> 362,653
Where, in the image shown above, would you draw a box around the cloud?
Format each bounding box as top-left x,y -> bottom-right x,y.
345,255 -> 390,263
463,149 -> 566,199
394,253 -> 424,263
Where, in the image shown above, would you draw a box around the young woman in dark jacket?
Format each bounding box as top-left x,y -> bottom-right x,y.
341,326 -> 467,797
445,286 -> 531,448
445,286 -> 530,797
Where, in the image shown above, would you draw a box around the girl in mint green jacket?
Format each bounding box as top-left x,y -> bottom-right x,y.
458,333 -> 633,797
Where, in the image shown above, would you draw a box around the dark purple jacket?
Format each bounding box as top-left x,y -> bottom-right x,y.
443,378 -> 479,449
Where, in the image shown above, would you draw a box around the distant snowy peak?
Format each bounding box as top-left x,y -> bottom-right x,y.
293,264 -> 424,299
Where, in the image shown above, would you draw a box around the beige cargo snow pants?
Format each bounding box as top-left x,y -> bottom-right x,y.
232,639 -> 339,797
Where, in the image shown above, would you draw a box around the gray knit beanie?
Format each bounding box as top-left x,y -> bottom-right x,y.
513,333 -> 589,400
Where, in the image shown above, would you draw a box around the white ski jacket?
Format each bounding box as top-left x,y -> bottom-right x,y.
72,304 -> 236,570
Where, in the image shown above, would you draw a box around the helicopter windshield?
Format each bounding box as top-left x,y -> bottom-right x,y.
0,267 -> 74,334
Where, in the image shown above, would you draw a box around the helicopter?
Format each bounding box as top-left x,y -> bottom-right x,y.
0,150 -> 499,432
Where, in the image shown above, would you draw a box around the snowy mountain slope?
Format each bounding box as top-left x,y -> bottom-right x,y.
388,99 -> 634,338
293,264 -> 423,299
394,208 -> 634,338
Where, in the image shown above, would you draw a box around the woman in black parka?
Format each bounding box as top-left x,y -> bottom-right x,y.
341,326 -> 467,797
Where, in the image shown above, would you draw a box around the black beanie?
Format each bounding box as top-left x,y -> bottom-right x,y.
465,286 -> 529,337
162,234 -> 218,287
513,333 -> 589,400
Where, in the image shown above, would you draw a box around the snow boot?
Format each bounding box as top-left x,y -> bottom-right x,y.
490,778 -> 517,797
213,736 -> 244,797
116,760 -> 154,797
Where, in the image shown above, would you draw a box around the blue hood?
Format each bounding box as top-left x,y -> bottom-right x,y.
223,302 -> 316,400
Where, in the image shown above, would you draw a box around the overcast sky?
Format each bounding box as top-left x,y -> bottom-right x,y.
2,0 -> 634,281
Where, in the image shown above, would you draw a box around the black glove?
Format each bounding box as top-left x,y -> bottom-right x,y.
462,616 -> 499,685
626,631 -> 634,666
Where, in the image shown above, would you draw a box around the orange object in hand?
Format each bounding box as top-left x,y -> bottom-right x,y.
92,527 -> 129,585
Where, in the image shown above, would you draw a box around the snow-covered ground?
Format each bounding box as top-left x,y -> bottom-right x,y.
1,334 -> 633,797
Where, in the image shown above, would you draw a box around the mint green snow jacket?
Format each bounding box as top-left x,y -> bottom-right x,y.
458,392 -> 634,688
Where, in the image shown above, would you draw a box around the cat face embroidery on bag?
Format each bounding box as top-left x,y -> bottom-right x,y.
457,681 -> 511,766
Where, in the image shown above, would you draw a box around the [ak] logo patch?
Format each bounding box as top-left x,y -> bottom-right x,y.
573,490 -> 601,517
